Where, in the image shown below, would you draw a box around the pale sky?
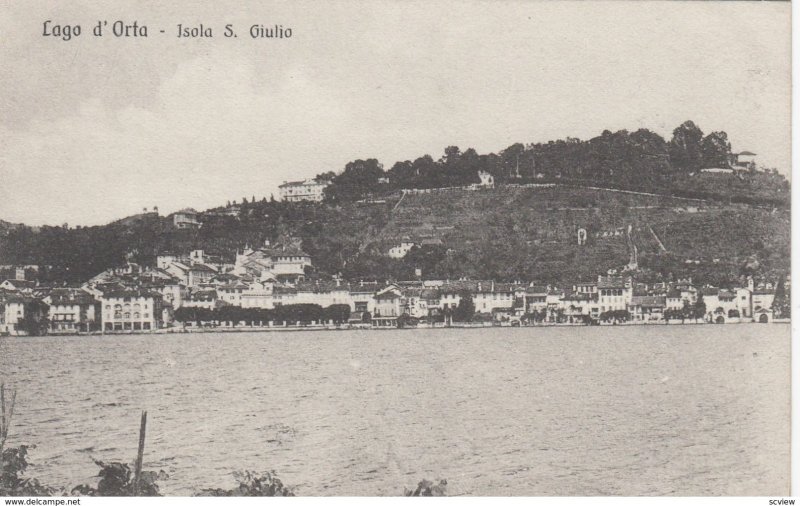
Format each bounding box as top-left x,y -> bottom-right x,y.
0,0 -> 791,226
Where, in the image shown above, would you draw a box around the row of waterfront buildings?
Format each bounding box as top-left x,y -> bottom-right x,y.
0,238 -> 783,335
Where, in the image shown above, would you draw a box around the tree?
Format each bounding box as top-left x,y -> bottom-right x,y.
669,120 -> 705,172
600,309 -> 629,323
702,131 -> 732,168
500,143 -> 526,180
315,171 -> 336,182
441,305 -> 454,326
324,159 -> 385,203
387,160 -> 415,189
411,155 -> 438,188
441,146 -> 461,165
323,304 -> 351,324
17,314 -> 48,336
397,313 -> 418,329
681,299 -> 691,322
16,300 -> 49,336
453,291 -> 475,322
772,276 -> 790,319
275,304 -> 323,325
693,292 -> 706,321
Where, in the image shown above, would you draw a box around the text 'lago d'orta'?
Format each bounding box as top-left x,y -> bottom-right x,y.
41,20 -> 293,40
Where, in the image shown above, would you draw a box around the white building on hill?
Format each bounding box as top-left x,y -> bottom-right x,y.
173,208 -> 202,229
388,239 -> 416,259
278,179 -> 330,202
477,171 -> 495,187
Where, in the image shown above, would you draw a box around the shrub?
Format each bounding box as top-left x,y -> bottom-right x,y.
323,304 -> 351,324
71,460 -> 167,497
0,445 -> 59,496
599,309 -> 630,322
197,470 -> 295,497
397,313 -> 419,328
404,478 -> 448,496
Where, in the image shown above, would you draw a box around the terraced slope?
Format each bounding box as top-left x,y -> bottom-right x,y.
363,185 -> 789,284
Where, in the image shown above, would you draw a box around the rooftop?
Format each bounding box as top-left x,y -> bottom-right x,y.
525,285 -> 549,295
597,276 -> 628,289
47,289 -> 96,305
562,291 -> 597,302
101,289 -> 162,299
189,263 -> 217,273
630,295 -> 666,307
1,279 -> 36,288
278,179 -> 330,188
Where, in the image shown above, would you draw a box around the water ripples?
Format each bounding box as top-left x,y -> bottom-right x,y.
0,325 -> 790,496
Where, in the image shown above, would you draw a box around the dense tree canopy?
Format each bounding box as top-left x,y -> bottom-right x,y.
701,131 -> 732,169
318,120 -> 775,206
323,159 -> 385,203
668,120 -> 705,172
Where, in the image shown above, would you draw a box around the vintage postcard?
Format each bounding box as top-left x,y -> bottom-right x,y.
0,0 -> 792,500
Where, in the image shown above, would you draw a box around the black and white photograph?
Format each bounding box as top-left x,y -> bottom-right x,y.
0,0 -> 793,501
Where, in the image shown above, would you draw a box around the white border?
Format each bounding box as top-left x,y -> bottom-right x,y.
792,0 -> 799,498
2,3 -> 797,505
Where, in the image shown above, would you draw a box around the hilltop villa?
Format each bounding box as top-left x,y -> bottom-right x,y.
279,179 -> 330,202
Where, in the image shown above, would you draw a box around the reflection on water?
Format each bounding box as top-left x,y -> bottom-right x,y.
0,325 -> 790,496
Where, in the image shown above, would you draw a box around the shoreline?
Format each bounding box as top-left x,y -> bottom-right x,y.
3,318 -> 789,338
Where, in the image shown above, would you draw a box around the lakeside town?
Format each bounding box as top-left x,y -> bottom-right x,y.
0,179 -> 788,336
0,131 -> 790,336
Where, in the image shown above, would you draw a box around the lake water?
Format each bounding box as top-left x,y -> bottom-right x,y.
0,325 -> 790,496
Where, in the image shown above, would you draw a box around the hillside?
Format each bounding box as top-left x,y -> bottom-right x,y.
1,119 -> 791,287
354,185 -> 789,285
1,182 -> 787,288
